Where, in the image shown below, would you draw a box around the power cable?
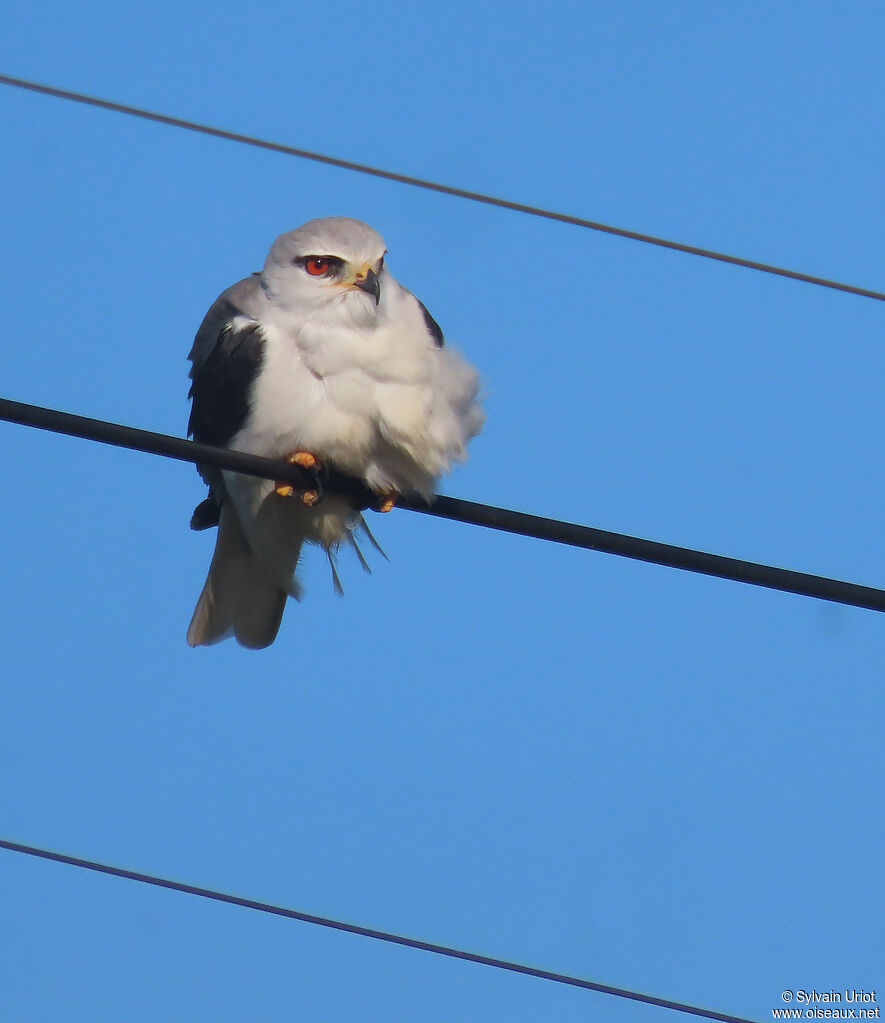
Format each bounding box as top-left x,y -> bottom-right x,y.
3,395 -> 884,613
0,72 -> 882,303
0,837 -> 762,1023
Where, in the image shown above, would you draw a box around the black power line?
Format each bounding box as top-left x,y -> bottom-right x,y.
1,72 -> 882,303
3,395 -> 884,613
0,837 -> 762,1023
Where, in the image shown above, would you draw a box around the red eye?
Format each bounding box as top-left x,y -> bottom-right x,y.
305,257 -> 330,276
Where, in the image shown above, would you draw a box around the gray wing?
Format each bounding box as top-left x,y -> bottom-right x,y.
188,273 -> 263,375
187,274 -> 266,447
187,274 -> 267,529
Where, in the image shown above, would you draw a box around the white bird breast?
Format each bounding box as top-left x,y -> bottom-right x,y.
223,280 -> 483,548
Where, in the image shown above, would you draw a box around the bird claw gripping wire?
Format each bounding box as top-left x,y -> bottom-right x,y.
274,451 -> 326,506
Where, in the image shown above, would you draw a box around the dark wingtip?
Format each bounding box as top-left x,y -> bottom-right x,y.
190,497 -> 221,531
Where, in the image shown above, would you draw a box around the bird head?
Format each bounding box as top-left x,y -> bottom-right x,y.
261,217 -> 388,323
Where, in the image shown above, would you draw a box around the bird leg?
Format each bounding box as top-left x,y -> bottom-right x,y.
275,451 -> 324,506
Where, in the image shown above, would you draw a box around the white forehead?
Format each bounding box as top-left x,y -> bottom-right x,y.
267,217 -> 386,266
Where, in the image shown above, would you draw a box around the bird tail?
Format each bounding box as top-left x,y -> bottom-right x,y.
186,503 -> 294,649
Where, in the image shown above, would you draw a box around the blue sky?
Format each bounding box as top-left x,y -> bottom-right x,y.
0,2 -> 882,1020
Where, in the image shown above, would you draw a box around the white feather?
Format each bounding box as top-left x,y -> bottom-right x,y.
187,503 -> 290,649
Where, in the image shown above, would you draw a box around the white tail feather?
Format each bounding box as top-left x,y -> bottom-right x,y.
187,504 -> 291,649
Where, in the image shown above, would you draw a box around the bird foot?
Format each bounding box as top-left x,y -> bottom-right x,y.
275,451 -> 324,503
372,490 -> 398,514
290,451 -> 321,470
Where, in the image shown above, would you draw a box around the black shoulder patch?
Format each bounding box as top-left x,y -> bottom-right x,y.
418,300 -> 445,348
187,321 -> 265,447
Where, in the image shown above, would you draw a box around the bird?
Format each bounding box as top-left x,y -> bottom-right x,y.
186,216 -> 484,649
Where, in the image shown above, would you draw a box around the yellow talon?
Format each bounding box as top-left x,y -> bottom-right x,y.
275,451 -> 321,499
375,493 -> 397,513
290,451 -> 319,469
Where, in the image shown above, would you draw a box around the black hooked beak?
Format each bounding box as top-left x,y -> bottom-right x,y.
355,268 -> 381,305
